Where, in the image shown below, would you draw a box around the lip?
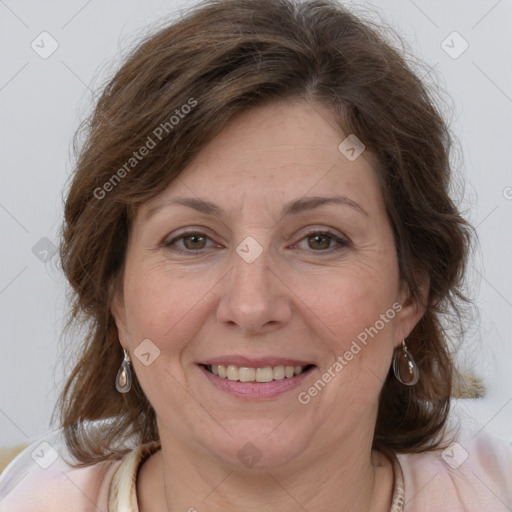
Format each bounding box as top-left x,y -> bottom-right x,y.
200,356 -> 314,368
198,363 -> 316,399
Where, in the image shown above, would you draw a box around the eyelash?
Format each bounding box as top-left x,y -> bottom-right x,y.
162,229 -> 350,254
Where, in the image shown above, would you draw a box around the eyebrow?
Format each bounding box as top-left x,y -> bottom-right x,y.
145,194 -> 369,220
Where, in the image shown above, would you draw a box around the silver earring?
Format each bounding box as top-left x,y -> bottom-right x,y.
393,340 -> 419,386
115,349 -> 132,393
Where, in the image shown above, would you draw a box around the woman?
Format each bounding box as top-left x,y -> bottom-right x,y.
1,0 -> 511,510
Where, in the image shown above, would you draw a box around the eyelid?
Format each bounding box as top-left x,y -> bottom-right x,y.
162,228 -> 221,250
295,226 -> 349,241
289,228 -> 350,251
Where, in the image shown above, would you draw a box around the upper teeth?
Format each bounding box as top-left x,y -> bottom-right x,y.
209,364 -> 306,382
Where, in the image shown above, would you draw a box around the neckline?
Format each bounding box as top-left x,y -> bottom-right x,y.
389,451 -> 406,511
108,440 -> 161,511
108,442 -> 405,511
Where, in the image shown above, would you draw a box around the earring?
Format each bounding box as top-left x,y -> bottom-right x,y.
393,340 -> 419,386
115,349 -> 132,393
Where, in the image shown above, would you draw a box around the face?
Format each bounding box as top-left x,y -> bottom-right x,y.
112,99 -> 424,470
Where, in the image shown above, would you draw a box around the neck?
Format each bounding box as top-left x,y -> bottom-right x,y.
137,432 -> 394,512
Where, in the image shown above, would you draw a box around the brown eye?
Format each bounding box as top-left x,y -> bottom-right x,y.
293,230 -> 349,253
307,233 -> 332,250
182,234 -> 207,250
163,231 -> 214,253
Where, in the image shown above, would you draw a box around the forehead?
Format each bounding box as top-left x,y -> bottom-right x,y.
139,99 -> 383,218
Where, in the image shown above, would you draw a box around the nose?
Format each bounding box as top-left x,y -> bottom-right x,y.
216,242 -> 293,335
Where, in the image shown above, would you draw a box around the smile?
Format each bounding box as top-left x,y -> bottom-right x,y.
203,364 -> 315,382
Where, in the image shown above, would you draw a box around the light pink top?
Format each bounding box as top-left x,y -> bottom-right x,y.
1,428 -> 511,511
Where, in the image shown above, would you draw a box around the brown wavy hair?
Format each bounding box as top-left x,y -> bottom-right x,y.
56,0 -> 479,465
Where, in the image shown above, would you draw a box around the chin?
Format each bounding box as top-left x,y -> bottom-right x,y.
208,424 -> 312,470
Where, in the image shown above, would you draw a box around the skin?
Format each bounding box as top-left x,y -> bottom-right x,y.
112,98 -> 426,511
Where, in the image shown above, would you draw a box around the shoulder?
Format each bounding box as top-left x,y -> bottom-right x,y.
397,428 -> 512,511
0,431 -> 123,512
0,446 -> 28,475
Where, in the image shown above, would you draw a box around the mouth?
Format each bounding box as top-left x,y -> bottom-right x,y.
197,357 -> 317,399
201,363 -> 316,383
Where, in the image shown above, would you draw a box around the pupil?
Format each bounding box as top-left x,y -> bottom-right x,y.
186,234 -> 205,249
310,234 -> 329,250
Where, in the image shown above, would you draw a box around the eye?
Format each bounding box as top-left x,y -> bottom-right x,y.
163,231 -> 216,253
162,229 -> 349,254
293,230 -> 349,252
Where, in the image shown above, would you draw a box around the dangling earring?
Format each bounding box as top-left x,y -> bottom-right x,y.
393,339 -> 419,386
115,349 -> 132,393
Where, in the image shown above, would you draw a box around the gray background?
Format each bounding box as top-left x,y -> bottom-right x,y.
0,0 -> 511,447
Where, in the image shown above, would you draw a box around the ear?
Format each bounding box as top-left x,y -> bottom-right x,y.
109,276 -> 130,350
393,273 -> 429,347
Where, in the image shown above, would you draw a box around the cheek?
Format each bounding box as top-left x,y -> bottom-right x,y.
300,265 -> 399,335
120,263 -> 213,409
296,275 -> 400,414
122,260 -> 214,348
290,257 -> 400,379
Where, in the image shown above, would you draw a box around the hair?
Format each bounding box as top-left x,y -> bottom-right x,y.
57,0 -> 479,465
